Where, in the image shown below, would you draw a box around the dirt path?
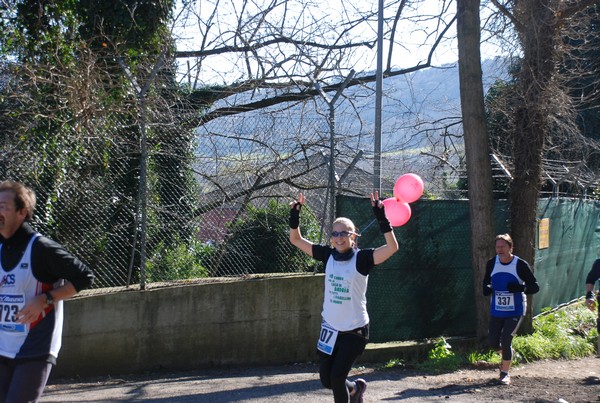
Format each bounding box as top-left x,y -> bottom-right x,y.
41,356 -> 599,402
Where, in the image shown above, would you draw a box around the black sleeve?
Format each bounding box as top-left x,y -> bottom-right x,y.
516,258 -> 539,295
312,244 -> 332,264
585,259 -> 600,285
482,258 -> 494,296
356,249 -> 375,276
31,237 -> 95,292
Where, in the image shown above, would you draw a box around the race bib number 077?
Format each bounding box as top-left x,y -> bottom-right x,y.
317,321 -> 338,355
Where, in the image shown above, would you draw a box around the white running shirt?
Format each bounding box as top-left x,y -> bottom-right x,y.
321,252 -> 369,331
0,234 -> 64,359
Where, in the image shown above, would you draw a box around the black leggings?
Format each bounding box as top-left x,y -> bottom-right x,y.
488,316 -> 523,361
0,358 -> 52,403
318,330 -> 367,403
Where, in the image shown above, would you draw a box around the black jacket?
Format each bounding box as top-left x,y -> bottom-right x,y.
0,223 -> 94,292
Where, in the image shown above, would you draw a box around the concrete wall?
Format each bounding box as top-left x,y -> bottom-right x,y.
54,274 -> 324,378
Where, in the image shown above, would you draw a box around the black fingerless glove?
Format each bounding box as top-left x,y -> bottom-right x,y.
483,284 -> 493,296
372,203 -> 392,233
289,202 -> 302,229
507,283 -> 525,293
586,291 -> 595,300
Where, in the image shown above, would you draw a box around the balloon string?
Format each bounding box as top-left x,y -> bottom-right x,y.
361,219 -> 377,234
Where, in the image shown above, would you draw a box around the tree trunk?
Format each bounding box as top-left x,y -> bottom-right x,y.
511,0 -> 558,334
456,0 -> 496,341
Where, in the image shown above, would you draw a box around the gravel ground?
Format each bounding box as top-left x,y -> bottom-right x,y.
40,355 -> 600,402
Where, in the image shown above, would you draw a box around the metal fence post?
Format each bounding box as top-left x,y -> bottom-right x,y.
118,54 -> 165,290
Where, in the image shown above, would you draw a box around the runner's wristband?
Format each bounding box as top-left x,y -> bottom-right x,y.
586,291 -> 595,300
289,203 -> 302,229
372,204 -> 392,233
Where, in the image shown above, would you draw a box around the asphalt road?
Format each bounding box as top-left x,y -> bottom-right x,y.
40,356 -> 600,403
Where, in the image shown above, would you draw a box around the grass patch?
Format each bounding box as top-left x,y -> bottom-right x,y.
382,300 -> 598,374
514,301 -> 597,362
467,350 -> 500,365
382,358 -> 406,369
414,337 -> 468,373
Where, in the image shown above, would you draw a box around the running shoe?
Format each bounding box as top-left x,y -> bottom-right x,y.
350,378 -> 367,403
499,371 -> 511,385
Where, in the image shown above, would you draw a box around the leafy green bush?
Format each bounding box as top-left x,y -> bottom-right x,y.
210,200 -> 322,275
146,237 -> 212,282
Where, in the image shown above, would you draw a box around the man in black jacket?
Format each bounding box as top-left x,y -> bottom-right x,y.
0,180 -> 94,402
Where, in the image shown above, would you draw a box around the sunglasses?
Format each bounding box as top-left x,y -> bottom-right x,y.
330,231 -> 354,238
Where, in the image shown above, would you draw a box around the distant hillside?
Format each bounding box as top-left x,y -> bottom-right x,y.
196,57 -> 510,194
336,56 -> 510,192
338,57 -> 510,148
199,57 -> 509,150
389,57 -> 508,110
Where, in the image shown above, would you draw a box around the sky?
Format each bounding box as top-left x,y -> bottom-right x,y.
172,0 -> 505,86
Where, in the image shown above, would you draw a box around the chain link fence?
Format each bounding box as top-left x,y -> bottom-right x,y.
0,56 -> 467,294
0,114 -> 334,292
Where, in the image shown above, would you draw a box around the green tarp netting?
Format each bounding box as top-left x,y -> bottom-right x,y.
336,196 -> 600,343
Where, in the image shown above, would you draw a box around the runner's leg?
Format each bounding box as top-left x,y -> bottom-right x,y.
5,360 -> 52,403
0,357 -> 14,403
328,333 -> 366,403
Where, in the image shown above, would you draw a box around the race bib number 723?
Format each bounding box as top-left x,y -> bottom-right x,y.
0,294 -> 27,333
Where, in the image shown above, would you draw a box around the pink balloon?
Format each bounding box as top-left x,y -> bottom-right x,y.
394,173 -> 424,203
382,198 -> 412,227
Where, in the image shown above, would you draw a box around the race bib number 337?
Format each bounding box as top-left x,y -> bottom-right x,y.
495,291 -> 515,312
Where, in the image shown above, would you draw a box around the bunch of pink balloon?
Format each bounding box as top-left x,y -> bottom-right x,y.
382,173 -> 424,227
